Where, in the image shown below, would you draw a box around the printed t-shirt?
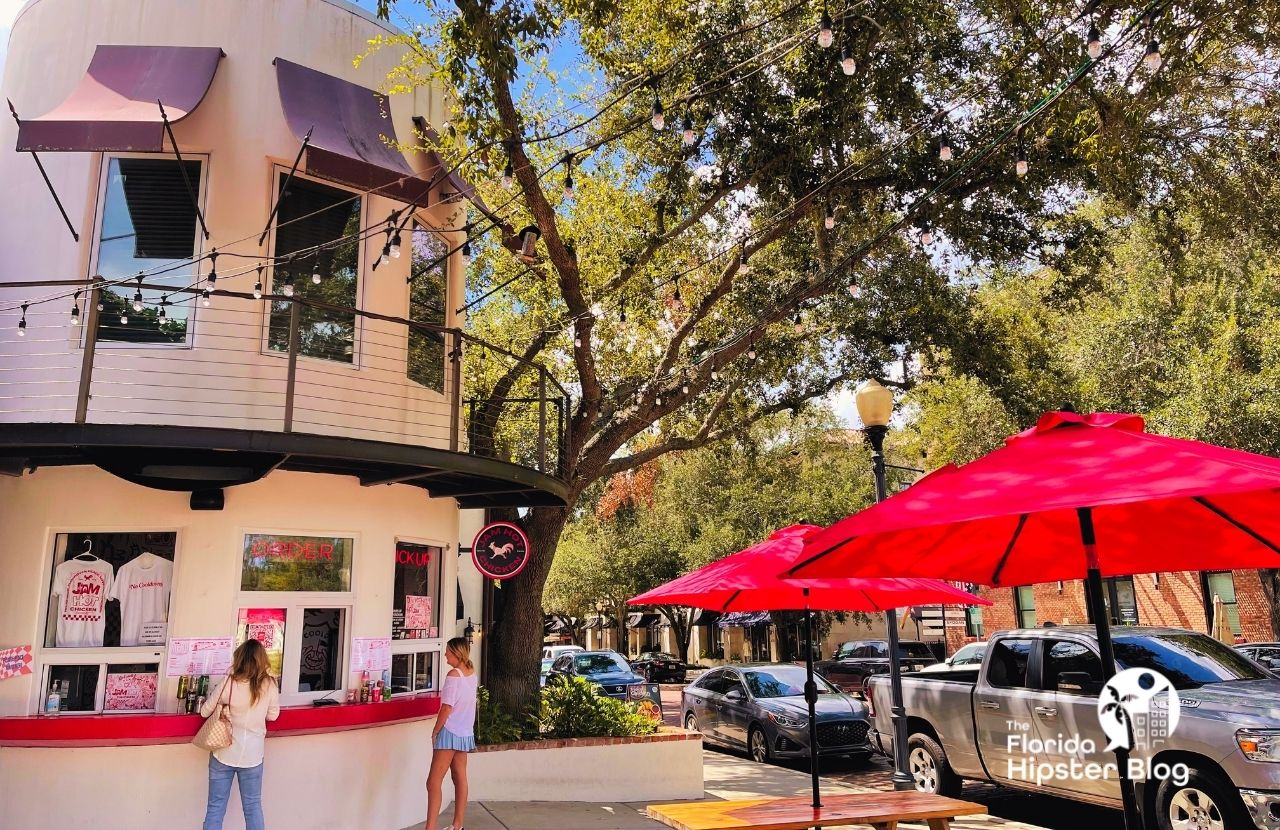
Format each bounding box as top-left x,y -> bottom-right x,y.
52,558 -> 115,647
110,554 -> 173,647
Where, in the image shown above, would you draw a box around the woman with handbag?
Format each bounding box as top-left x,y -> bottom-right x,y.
426,637 -> 479,830
197,638 -> 280,830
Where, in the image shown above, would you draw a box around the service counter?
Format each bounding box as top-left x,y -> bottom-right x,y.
0,694 -> 443,829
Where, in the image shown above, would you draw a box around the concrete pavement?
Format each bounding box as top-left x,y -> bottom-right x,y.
402,749 -> 1069,830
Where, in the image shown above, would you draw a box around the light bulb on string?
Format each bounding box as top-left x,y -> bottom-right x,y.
120,311 -> 129,325
682,113 -> 695,146
1015,130 -> 1028,177
793,313 -> 804,334
673,279 -> 682,305
737,247 -> 751,275
502,159 -> 514,189
158,297 -> 167,325
847,282 -> 859,298
390,231 -> 402,259
651,92 -> 665,131
201,289 -> 211,308
1143,37 -> 1161,71
17,303 -> 27,336
711,369 -> 719,381
132,289 -> 144,313
939,134 -> 952,162
206,250 -> 218,288
619,300 -> 627,324
282,275 -> 295,298
312,268 -> 322,285
380,243 -> 391,266
824,204 -> 835,230
682,382 -> 689,395
655,395 -> 662,406
841,40 -> 855,75
70,292 -> 81,325
920,225 -> 934,246
254,281 -> 263,299
1087,23 -> 1102,59
747,347 -> 757,360
818,7 -> 833,48
461,240 -> 472,268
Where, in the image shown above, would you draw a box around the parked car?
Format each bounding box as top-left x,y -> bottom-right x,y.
682,664 -> 872,764
815,639 -> 938,692
543,644 -> 584,662
918,641 -> 987,674
630,651 -> 687,683
539,658 -> 553,687
867,625 -> 1280,830
545,650 -> 647,699
1237,642 -> 1280,671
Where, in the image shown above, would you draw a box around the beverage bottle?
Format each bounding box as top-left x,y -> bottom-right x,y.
177,674 -> 189,699
185,688 -> 198,714
45,681 -> 61,715
199,674 -> 210,696
375,680 -> 384,702
359,683 -> 368,704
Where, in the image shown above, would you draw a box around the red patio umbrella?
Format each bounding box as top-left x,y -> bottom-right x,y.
629,524 -> 989,810
787,409 -> 1280,829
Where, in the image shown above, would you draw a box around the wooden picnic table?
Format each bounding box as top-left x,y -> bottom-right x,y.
647,792 -> 987,830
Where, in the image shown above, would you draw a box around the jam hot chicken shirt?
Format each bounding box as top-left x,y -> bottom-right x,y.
52,558 -> 115,647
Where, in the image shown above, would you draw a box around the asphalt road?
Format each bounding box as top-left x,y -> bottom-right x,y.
658,684 -> 1126,830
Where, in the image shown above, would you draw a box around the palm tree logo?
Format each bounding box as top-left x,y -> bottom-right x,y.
1097,669 -> 1179,751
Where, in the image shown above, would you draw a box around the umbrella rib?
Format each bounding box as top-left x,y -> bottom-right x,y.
859,589 -> 883,612
720,589 -> 742,612
990,513 -> 1030,586
1193,496 -> 1280,556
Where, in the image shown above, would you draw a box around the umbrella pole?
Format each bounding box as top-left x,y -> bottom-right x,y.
803,590 -> 822,809
1079,509 -> 1143,830
885,608 -> 914,790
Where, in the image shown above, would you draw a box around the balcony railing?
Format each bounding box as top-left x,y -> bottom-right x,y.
0,279 -> 569,479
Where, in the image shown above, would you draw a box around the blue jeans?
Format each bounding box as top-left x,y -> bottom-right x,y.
204,755 -> 265,830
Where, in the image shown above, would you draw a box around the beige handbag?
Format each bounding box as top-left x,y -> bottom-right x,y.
192,676 -> 234,752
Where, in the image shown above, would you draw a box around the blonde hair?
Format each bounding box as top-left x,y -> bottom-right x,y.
231,638 -> 273,704
446,637 -> 474,671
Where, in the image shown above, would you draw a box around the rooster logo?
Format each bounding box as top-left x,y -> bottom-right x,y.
488,541 -> 515,560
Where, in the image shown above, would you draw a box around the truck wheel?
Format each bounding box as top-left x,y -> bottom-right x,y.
1155,767 -> 1249,830
907,733 -> 961,798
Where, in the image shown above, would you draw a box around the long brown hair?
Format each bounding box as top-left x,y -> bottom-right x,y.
446,637 -> 474,671
230,638 -> 273,704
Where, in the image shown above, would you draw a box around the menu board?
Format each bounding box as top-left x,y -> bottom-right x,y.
166,637 -> 233,677
405,596 -> 432,634
351,637 -> 391,673
105,672 -> 158,711
237,608 -> 286,677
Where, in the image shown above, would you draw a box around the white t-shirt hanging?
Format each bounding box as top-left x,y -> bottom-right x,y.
52,558 -> 115,648
110,553 -> 173,647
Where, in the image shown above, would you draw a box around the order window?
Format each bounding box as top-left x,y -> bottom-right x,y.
237,532 -> 354,703
266,173 -> 361,363
41,661 -> 162,714
92,156 -> 204,345
393,541 -> 442,640
390,650 -> 438,696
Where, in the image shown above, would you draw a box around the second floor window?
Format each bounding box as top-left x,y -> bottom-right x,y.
407,223 -> 448,391
267,175 -> 361,363
94,157 -> 203,345
1014,585 -> 1037,628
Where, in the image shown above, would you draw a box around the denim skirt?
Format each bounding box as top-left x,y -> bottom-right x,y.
433,728 -> 476,752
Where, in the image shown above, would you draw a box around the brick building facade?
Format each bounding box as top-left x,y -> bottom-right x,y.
946,568 -> 1275,651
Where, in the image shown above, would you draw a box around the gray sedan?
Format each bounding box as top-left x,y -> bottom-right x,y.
681,664 -> 872,764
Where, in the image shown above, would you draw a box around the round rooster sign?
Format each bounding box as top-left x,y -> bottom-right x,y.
471,522 -> 531,580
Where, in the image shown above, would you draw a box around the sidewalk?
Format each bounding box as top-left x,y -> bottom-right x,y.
401,750 -> 1058,830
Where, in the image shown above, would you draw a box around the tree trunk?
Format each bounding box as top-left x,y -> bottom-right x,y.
486,503 -> 569,717
1258,569 -> 1280,639
659,606 -> 691,664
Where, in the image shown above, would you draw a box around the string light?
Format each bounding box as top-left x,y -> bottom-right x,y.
847,282 -> 859,297
1087,23 -> 1102,59
70,292 -> 80,325
919,224 -> 934,246
206,250 -> 218,288
655,395 -> 662,406
841,40 -> 855,75
158,296 -> 168,324
461,240 -> 472,268
818,7 -> 834,48
311,264 -> 322,284
1015,129 -> 1028,177
120,310 -> 129,325
282,274 -> 295,298
17,303 -> 27,336
1143,35 -> 1162,70
380,242 -> 392,266
620,299 -> 627,324
737,246 -> 751,275
132,288 -> 144,313
711,369 -> 719,381
502,158 -> 514,190
673,278 -> 682,304
939,134 -> 953,162
390,231 -> 402,259
562,154 -> 575,200
682,113 -> 696,146
747,346 -> 757,360
682,382 -> 689,394
519,225 -> 542,263
824,204 -> 835,230
793,312 -> 804,333
253,273 -> 264,300
200,288 -> 211,308
650,89 -> 665,131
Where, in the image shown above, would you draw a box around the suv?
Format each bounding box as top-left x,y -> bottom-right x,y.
815,639 -> 938,692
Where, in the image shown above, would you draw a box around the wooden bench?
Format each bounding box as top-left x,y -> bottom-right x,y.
647,792 -> 988,830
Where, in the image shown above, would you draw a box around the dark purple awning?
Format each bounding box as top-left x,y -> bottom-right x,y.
15,45 -> 224,153
274,58 -> 430,205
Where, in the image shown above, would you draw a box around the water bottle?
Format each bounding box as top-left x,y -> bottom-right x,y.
45,681 -> 62,715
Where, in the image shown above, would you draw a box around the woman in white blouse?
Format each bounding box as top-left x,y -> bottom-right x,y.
200,638 -> 281,830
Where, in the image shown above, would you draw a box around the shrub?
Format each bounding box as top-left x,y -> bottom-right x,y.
475,686 -> 526,746
538,676 -> 659,739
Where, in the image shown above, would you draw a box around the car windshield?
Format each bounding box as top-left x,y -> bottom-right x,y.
541,659 -> 552,671
1115,633 -> 1268,689
744,666 -> 838,698
954,644 -> 984,661
899,643 -> 935,658
574,653 -> 631,675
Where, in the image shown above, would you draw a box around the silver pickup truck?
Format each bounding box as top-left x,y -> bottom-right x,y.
868,626 -> 1280,830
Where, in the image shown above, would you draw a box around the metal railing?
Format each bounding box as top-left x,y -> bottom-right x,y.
0,279 -> 569,479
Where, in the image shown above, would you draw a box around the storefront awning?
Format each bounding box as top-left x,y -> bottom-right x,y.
274,58 -> 430,205
15,45 -> 224,153
543,614 -> 575,634
582,614 -> 616,630
625,612 -> 660,629
690,609 -> 721,626
718,611 -> 772,629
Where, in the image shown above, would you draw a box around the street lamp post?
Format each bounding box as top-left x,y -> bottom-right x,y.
855,378 -> 913,792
